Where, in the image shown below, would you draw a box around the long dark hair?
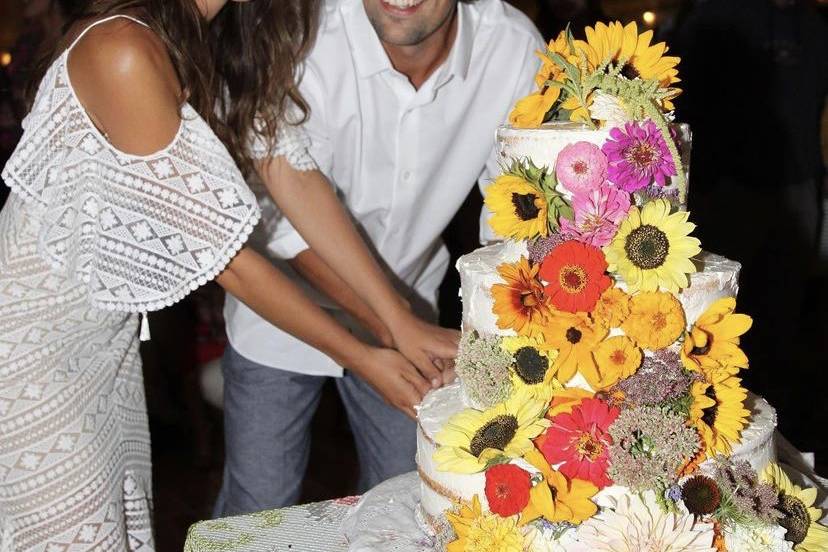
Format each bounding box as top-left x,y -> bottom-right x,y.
26,0 -> 318,176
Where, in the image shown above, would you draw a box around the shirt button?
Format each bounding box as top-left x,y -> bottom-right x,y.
402,170 -> 412,181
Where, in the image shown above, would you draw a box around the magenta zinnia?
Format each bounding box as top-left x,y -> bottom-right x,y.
559,183 -> 631,247
537,398 -> 619,489
555,141 -> 608,196
602,120 -> 676,192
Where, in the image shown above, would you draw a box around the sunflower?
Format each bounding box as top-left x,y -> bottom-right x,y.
538,241 -> 611,313
485,175 -> 549,241
689,371 -> 749,457
682,297 -> 753,375
578,21 -> 680,88
434,387 -> 550,473
520,448 -> 598,526
491,257 -> 553,337
604,199 -> 701,293
446,495 -> 525,552
621,291 -> 686,350
761,463 -> 828,552
591,335 -> 642,389
510,346 -> 562,403
540,311 -> 607,384
591,286 -> 632,328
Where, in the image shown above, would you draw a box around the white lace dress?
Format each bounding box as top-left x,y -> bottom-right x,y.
0,15 -> 314,552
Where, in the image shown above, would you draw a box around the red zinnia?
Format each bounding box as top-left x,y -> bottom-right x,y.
483,463 -> 531,517
538,241 -> 611,313
537,398 -> 619,489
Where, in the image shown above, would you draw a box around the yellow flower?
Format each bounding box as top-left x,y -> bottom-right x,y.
621,291 -> 686,350
540,311 -> 607,385
561,91 -> 594,124
591,335 -> 642,389
509,89 -> 559,129
521,448 -> 598,525
579,21 -> 680,88
434,387 -> 550,473
446,495 -> 524,552
508,342 -> 561,403
501,335 -> 548,356
761,463 -> 828,552
604,199 -> 701,293
491,257 -> 553,337
689,371 -> 749,457
485,175 -> 549,241
591,286 -> 632,328
682,297 -> 753,375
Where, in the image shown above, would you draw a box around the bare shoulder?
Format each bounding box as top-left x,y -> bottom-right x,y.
66,17 -> 184,155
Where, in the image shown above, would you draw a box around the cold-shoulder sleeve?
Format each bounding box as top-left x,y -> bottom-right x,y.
1,86 -> 260,313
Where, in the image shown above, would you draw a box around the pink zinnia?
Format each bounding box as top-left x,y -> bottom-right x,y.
537,398 -> 619,489
560,184 -> 631,247
555,141 -> 608,195
602,120 -> 676,192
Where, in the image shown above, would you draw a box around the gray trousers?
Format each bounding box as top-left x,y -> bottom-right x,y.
212,344 -> 417,517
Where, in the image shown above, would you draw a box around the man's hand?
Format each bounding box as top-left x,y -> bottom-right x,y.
356,347 -> 434,418
386,312 -> 460,389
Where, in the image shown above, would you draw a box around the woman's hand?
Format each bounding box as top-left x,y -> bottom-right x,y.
385,311 -> 461,389
353,347 -> 435,419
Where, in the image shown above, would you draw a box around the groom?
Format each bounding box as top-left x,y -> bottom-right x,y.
216,0 -> 544,515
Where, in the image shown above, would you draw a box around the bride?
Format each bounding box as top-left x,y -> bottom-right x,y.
0,0 -> 457,549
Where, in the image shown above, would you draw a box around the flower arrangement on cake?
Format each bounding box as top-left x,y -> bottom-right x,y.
422,21 -> 827,552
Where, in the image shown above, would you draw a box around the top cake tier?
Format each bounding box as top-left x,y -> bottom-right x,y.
497,121 -> 692,210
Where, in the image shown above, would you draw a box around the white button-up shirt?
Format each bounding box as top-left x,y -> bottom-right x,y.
225,0 -> 543,376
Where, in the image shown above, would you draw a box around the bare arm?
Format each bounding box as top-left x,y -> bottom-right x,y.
289,248 -> 393,348
259,157 -> 460,385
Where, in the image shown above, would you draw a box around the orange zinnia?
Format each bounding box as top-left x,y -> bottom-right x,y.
491,256 -> 553,337
538,241 -> 611,314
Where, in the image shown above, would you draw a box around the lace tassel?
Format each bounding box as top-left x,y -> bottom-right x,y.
139,312 -> 151,342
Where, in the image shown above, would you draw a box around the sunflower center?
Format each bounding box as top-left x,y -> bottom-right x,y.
571,160 -> 589,175
777,494 -> 810,544
469,414 -> 519,457
566,327 -> 582,344
512,192 -> 541,221
559,264 -> 588,294
620,61 -> 640,80
624,224 -> 670,270
681,475 -> 721,516
691,333 -> 713,356
514,347 -> 548,385
575,432 -> 604,461
610,349 -> 627,365
701,385 -> 718,427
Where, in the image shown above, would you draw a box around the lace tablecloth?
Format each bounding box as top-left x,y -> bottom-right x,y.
184,495 -> 361,552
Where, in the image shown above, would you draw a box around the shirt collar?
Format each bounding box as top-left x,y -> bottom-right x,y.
341,0 -> 474,81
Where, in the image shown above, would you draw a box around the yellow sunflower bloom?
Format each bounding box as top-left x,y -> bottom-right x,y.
509,89 -> 560,129
604,199 -> 701,293
689,371 -> 749,457
621,291 -> 686,350
561,91 -> 594,124
434,387 -> 550,474
761,463 -> 828,552
682,297 -> 753,375
591,286 -> 632,328
485,175 -> 549,241
540,311 -> 607,385
491,257 -> 553,337
446,495 -> 524,552
591,335 -> 642,389
508,342 -> 561,403
520,448 -> 598,526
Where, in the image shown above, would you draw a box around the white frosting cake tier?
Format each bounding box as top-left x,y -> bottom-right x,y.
416,382 -> 777,522
458,241 -> 742,337
496,122 -> 692,208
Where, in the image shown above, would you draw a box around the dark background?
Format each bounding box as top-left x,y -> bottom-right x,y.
1,0 -> 827,550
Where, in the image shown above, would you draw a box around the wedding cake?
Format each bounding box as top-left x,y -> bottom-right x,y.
414,22 -> 827,552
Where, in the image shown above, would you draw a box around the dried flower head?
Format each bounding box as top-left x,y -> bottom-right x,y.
455,332 -> 514,409
614,350 -> 695,407
714,459 -> 780,525
527,233 -> 570,264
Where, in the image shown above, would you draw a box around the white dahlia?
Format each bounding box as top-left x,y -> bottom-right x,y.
522,522 -> 578,552
574,490 -> 717,551
723,523 -> 793,552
